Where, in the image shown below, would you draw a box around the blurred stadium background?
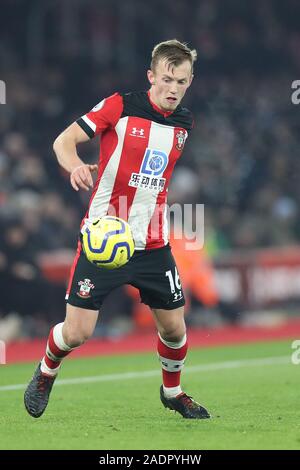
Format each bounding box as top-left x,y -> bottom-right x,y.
0,0 -> 300,344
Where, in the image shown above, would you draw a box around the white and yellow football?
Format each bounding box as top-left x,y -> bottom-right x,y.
82,216 -> 135,269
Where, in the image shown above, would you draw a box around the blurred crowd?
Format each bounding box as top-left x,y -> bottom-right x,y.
0,0 -> 299,335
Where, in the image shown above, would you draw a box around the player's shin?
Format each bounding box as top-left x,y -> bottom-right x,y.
40,322 -> 75,376
157,332 -> 188,397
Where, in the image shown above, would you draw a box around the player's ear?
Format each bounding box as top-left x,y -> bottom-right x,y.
147,69 -> 156,85
188,74 -> 194,87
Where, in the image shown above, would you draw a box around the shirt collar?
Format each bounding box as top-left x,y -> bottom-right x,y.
147,90 -> 174,118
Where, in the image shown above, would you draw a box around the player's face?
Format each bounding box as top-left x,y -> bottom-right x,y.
147,59 -> 193,112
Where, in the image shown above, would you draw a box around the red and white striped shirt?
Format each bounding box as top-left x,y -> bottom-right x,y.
77,91 -> 193,250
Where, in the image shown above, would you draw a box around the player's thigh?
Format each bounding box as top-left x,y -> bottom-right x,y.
63,303 -> 99,343
151,306 -> 186,341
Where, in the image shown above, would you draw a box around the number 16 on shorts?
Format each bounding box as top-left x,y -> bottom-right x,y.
165,268 -> 183,302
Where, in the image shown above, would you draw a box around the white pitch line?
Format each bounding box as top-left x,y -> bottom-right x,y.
0,355 -> 290,392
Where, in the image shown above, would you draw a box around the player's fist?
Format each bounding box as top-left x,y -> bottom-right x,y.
70,164 -> 98,191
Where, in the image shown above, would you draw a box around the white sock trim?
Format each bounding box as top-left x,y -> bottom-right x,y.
40,357 -> 61,376
158,332 -> 187,349
163,385 -> 183,398
53,322 -> 72,352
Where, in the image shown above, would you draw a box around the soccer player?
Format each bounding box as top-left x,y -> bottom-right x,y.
24,39 -> 211,420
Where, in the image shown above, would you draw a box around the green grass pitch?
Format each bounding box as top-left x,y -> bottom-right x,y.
0,340 -> 299,450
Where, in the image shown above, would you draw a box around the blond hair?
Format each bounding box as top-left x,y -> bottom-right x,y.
151,39 -> 197,72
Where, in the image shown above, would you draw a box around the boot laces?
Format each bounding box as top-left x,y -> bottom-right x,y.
178,393 -> 199,409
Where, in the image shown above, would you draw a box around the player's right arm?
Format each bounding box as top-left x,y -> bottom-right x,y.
53,92 -> 123,192
53,122 -> 98,191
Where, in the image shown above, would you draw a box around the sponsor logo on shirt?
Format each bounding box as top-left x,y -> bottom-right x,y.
129,148 -> 168,192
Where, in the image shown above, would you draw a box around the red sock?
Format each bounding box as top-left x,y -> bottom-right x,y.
157,333 -> 188,389
40,323 -> 73,376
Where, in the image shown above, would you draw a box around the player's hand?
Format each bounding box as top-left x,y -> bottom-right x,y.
70,164 -> 98,191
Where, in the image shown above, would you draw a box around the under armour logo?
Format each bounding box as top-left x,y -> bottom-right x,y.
130,127 -> 145,138
173,291 -> 183,301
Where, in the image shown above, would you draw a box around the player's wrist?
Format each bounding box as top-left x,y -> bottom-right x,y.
70,163 -> 86,174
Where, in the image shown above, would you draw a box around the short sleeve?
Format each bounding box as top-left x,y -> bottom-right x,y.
76,92 -> 123,138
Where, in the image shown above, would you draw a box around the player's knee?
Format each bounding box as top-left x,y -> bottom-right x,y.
159,322 -> 186,343
63,325 -> 91,348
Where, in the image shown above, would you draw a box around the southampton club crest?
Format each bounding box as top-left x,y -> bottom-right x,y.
77,278 -> 95,299
175,130 -> 187,151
